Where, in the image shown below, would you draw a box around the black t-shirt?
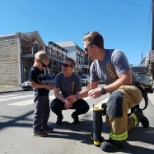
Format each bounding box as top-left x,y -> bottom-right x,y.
30,67 -> 51,96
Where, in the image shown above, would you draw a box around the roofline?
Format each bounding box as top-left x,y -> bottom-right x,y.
48,41 -> 68,52
0,33 -> 18,38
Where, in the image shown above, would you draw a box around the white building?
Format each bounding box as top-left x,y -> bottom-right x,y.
145,51 -> 151,67
55,41 -> 89,75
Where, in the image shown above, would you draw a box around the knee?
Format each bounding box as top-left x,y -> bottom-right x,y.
50,99 -> 57,111
81,99 -> 90,113
106,90 -> 124,118
86,103 -> 90,112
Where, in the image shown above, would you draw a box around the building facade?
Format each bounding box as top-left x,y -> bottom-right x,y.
141,50 -> 154,79
46,41 -> 67,78
0,31 -> 45,85
0,31 -> 68,86
149,50 -> 154,79
55,41 -> 89,75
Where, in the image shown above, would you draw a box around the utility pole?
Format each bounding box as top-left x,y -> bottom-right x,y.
151,0 -> 154,78
152,0 -> 154,50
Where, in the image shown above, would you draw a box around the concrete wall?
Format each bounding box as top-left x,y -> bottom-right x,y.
0,36 -> 19,85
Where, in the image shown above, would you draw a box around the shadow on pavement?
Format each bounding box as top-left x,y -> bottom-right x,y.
48,120 -> 154,153
0,110 -> 34,130
128,126 -> 154,144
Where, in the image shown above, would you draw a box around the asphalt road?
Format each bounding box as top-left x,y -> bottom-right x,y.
0,85 -> 154,154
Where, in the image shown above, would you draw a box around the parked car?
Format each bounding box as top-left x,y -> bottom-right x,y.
85,75 -> 90,84
80,75 -> 89,86
99,80 -> 103,84
21,80 -> 32,91
131,65 -> 153,89
21,76 -> 55,91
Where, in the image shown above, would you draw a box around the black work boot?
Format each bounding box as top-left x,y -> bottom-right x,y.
32,129 -> 48,137
71,112 -> 79,124
100,139 -> 126,152
42,125 -> 54,133
56,114 -> 63,125
134,108 -> 149,128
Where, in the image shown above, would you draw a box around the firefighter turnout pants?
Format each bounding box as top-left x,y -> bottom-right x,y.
106,85 -> 142,142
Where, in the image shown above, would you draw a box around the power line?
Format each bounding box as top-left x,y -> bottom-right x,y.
142,2 -> 152,56
106,0 -> 138,38
28,0 -> 82,40
7,0 -> 81,42
114,0 -> 151,7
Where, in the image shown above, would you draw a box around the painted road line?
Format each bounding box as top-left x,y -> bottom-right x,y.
1,94 -> 33,102
0,94 -> 18,98
84,97 -> 90,100
89,94 -> 154,111
0,93 -> 27,98
148,93 -> 154,106
7,95 -> 106,107
8,100 -> 34,106
90,97 -> 109,111
7,95 -> 56,106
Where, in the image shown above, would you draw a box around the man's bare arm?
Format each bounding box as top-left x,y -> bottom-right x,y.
54,87 -> 66,103
104,70 -> 132,93
66,81 -> 99,103
77,81 -> 99,99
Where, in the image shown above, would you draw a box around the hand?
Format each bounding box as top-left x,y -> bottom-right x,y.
45,85 -> 54,90
64,100 -> 72,109
66,95 -> 77,104
88,88 -> 102,99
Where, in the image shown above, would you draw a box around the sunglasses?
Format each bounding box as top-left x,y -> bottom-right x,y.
39,60 -> 47,67
61,63 -> 71,67
85,45 -> 94,51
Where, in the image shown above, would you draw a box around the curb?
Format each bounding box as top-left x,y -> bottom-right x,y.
0,90 -> 23,94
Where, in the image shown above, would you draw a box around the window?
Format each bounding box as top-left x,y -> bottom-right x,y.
32,43 -> 39,54
131,66 -> 149,74
34,43 -> 38,54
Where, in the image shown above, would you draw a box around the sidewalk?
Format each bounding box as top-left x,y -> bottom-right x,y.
0,85 -> 23,93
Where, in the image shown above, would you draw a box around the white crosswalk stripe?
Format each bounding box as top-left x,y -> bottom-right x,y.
8,100 -> 35,106
0,92 -> 105,107
0,94 -> 33,102
0,93 -> 93,106
2,92 -> 153,107
89,97 -> 109,111
7,95 -> 56,106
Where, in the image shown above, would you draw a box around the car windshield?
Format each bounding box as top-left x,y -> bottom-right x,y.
131,67 -> 149,74
86,75 -> 90,78
80,75 -> 87,79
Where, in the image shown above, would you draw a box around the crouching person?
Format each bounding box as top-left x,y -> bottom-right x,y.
66,31 -> 149,152
50,57 -> 89,124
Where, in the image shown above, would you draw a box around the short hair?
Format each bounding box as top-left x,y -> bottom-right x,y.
63,57 -> 76,68
35,50 -> 49,61
83,31 -> 104,49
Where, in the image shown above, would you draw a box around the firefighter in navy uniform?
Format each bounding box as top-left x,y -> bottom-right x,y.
66,31 -> 149,152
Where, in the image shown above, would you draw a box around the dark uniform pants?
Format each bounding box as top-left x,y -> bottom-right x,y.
33,96 -> 50,132
50,98 -> 89,116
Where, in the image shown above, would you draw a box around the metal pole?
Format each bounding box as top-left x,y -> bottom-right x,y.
152,0 -> 154,50
152,0 -> 154,78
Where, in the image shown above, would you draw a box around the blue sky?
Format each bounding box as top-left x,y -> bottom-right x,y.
0,0 -> 152,65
